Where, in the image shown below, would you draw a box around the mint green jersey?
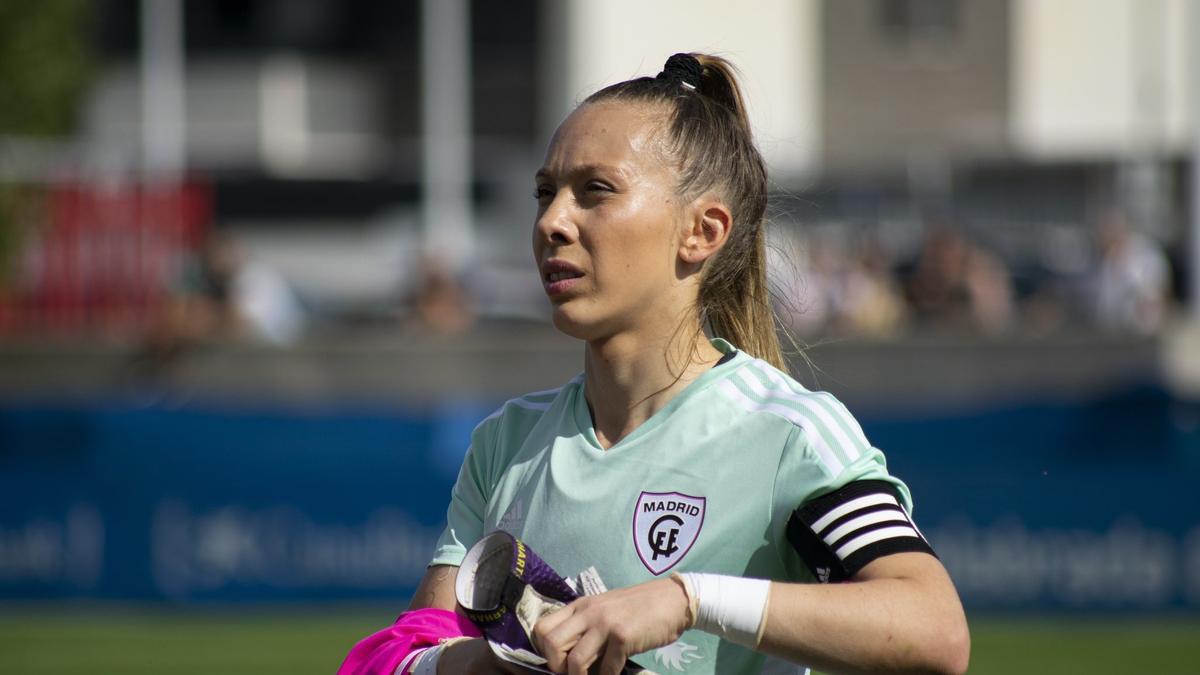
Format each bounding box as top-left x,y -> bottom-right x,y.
431,338 -> 914,674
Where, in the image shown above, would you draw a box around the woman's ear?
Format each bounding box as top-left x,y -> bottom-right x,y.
680,200 -> 732,265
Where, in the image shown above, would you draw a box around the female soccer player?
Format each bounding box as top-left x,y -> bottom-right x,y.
340,53 -> 969,675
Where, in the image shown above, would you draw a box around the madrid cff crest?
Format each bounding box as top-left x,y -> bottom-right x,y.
633,491 -> 706,575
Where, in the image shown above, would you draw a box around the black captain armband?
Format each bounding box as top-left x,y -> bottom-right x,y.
786,480 -> 936,583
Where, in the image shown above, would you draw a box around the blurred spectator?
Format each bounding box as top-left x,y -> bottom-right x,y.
406,257 -> 476,335
904,225 -> 1014,335
231,257 -> 308,345
194,232 -> 307,345
139,231 -> 306,369
835,234 -> 907,337
786,235 -> 837,337
783,231 -> 906,338
139,233 -> 231,368
1084,210 -> 1170,335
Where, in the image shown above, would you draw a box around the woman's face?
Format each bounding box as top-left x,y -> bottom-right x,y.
532,101 -> 690,341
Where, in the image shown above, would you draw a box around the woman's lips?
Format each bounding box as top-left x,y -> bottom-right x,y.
541,260 -> 584,296
544,275 -> 581,296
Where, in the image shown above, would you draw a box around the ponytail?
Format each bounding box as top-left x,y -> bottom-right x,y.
697,217 -> 786,371
585,53 -> 789,371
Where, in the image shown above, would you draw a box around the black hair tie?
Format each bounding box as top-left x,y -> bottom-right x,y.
656,53 -> 702,91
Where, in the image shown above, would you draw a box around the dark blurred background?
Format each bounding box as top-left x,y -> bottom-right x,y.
1,1 -> 1198,673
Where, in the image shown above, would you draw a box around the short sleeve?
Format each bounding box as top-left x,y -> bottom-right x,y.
428,420 -> 495,567
772,396 -> 929,582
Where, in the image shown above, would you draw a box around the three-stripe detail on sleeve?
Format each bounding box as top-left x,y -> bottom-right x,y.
715,360 -> 873,475
476,374 -> 583,427
786,480 -> 935,583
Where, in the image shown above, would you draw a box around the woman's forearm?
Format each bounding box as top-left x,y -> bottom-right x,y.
756,554 -> 969,675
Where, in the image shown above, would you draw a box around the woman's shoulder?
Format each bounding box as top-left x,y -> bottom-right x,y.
721,355 -> 892,500
719,352 -> 847,414
472,373 -> 584,438
720,353 -> 874,455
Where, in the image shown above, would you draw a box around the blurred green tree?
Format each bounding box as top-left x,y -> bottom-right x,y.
0,0 -> 94,286
0,0 -> 94,136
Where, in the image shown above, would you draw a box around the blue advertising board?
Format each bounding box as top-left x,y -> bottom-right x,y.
1,387 -> 1197,611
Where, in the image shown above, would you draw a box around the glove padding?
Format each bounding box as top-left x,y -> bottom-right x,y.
456,531 -> 656,674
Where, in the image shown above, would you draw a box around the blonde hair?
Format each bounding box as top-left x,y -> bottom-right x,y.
584,53 -> 787,370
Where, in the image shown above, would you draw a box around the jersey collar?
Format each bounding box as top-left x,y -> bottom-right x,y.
571,338 -> 747,453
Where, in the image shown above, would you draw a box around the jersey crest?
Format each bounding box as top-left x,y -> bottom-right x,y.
633,491 -> 706,575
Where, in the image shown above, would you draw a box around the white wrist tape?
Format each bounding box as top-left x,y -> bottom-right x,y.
677,573 -> 771,649
404,636 -> 475,675
405,645 -> 441,675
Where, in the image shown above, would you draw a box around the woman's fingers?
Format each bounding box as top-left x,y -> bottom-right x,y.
563,626 -> 608,675
534,580 -> 688,674
534,603 -> 584,672
597,635 -> 631,675
532,600 -> 576,649
547,600 -> 634,675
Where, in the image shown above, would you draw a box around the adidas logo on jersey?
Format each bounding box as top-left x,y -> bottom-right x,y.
497,499 -> 525,533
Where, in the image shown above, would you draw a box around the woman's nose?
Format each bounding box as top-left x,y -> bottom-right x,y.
535,194 -> 577,246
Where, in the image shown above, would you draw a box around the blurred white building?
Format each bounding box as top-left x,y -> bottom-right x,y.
83,1 -> 1196,173
71,0 -> 1197,312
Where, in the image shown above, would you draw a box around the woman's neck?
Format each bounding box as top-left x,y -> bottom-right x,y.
582,324 -> 723,449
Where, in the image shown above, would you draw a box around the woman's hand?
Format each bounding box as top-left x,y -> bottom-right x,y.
436,637 -> 529,675
532,577 -> 691,675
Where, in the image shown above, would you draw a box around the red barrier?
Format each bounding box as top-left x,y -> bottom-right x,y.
0,178 -> 212,336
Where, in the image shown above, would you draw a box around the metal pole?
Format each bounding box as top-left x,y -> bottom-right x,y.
1191,0 -> 1200,317
140,0 -> 186,179
538,0 -> 570,145
420,0 -> 473,269
140,0 -> 187,308
1125,0 -> 1167,240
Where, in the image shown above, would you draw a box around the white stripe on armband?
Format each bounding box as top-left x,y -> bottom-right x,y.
676,573 -> 771,649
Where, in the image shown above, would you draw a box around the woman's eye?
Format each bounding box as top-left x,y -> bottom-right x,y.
586,181 -> 612,193
533,186 -> 553,200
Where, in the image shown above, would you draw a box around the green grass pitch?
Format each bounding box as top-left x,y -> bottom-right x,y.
0,608 -> 1196,674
